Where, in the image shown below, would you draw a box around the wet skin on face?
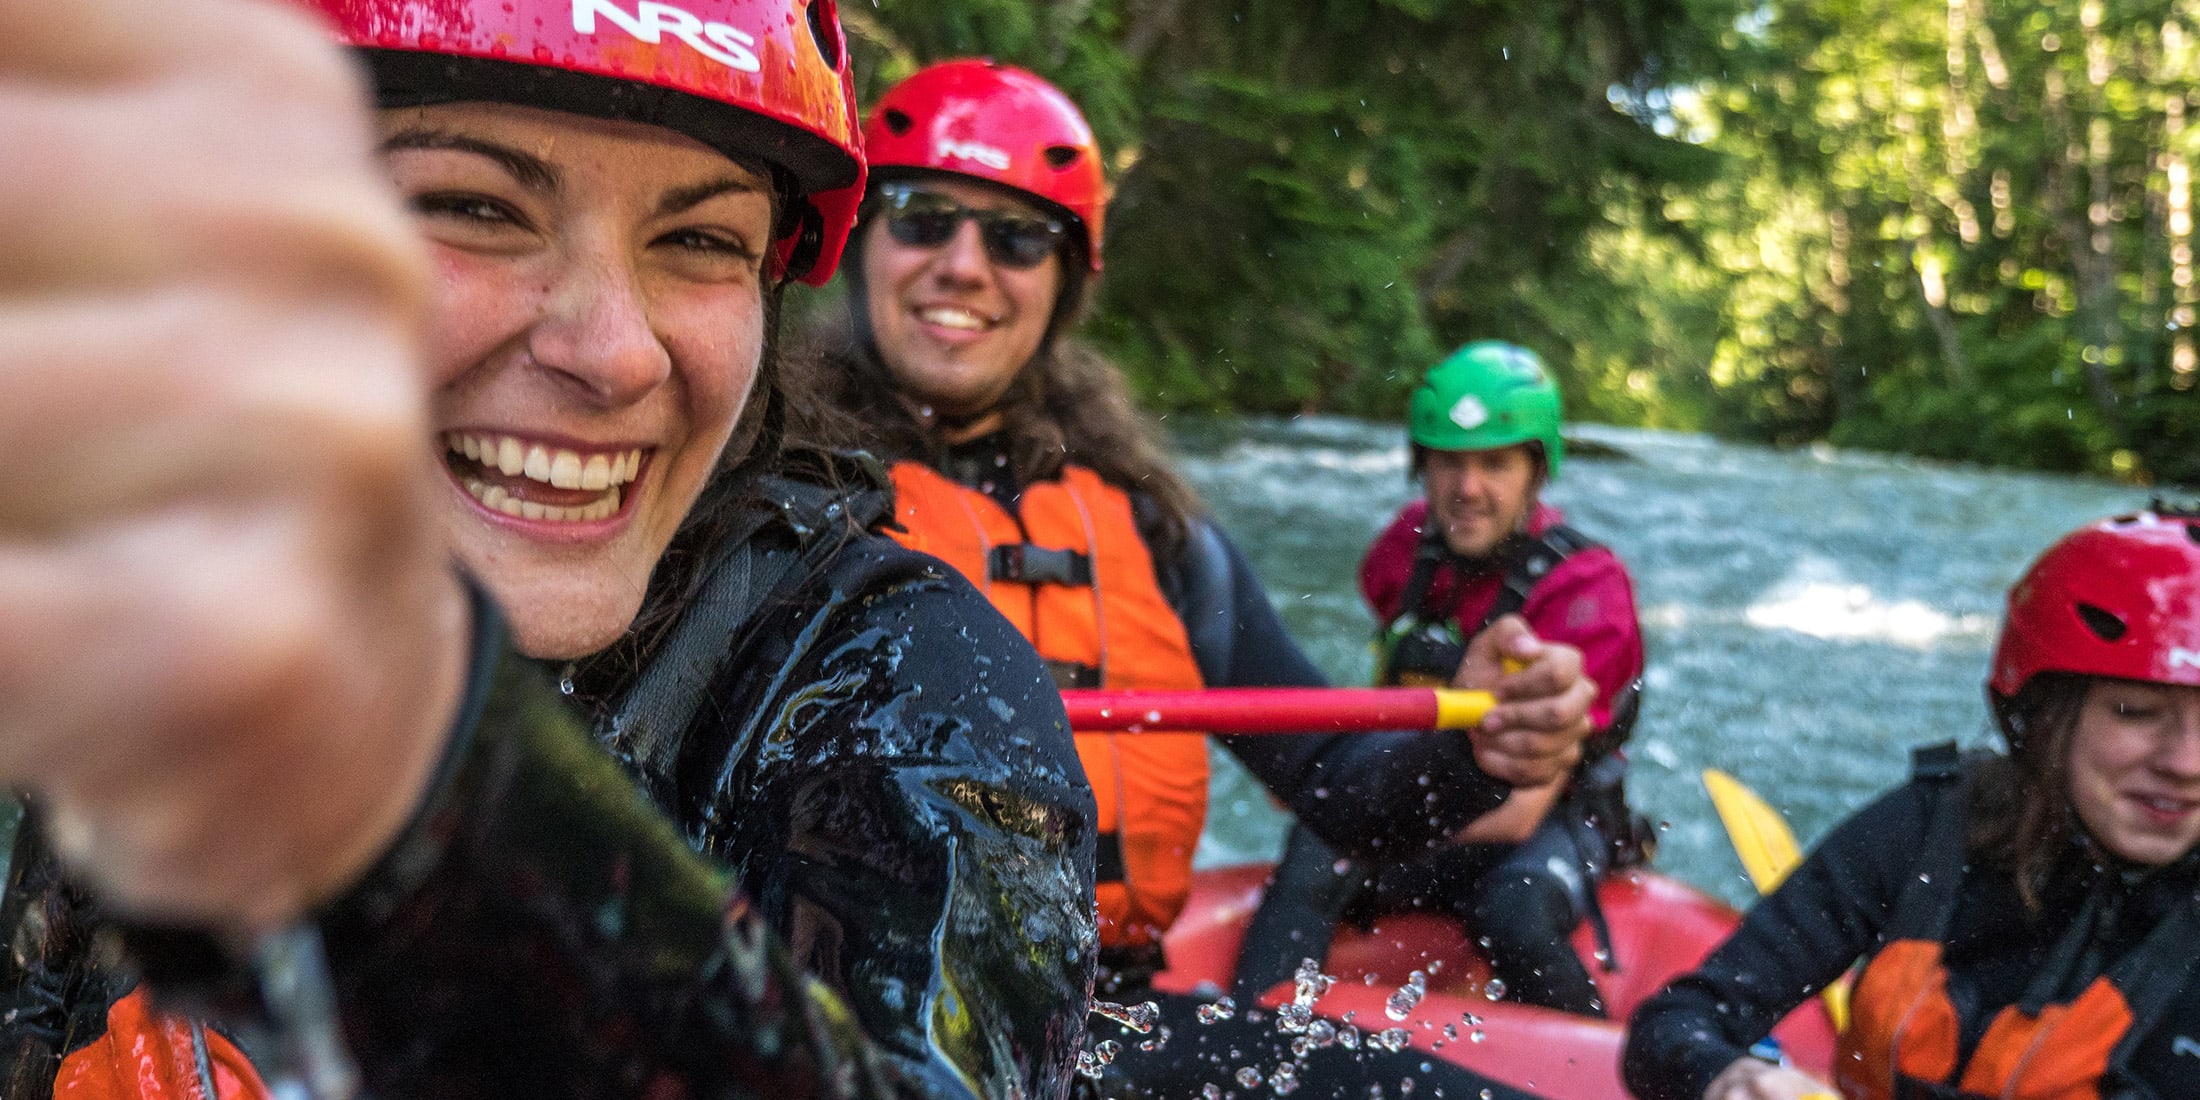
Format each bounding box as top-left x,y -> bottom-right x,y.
379,102 -> 775,660
860,178 -> 1063,440
1421,443 -> 1540,558
2067,679 -> 2200,866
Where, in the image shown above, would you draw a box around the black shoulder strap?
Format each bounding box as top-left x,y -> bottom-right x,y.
1477,523 -> 1600,633
1911,741 -> 1964,782
1883,745 -> 1972,940
602,454 -> 892,795
2105,893 -> 2200,1074
1390,522 -> 1453,629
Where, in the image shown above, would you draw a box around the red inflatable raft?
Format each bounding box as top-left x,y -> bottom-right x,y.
1154,864 -> 1837,1099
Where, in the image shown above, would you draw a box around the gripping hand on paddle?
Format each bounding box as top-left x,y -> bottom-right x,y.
1703,1056 -> 1838,1100
0,0 -> 468,936
1453,615 -> 1594,788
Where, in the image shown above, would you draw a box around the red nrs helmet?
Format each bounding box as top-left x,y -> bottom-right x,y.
304,0 -> 863,285
1989,507 -> 2200,703
862,59 -> 1107,270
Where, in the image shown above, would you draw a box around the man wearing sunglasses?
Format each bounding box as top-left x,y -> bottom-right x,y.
799,58 -> 1596,1100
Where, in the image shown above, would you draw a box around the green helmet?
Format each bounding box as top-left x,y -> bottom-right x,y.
1406,341 -> 1564,478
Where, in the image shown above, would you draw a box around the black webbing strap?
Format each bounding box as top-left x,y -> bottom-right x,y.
1044,660 -> 1102,691
603,467 -> 890,794
987,544 -> 1095,587
1093,834 -> 1125,883
1475,523 -> 1597,632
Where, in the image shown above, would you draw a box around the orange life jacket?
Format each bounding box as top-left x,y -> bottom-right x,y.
1835,747 -> 2200,1100
888,461 -> 1208,949
54,989 -> 270,1100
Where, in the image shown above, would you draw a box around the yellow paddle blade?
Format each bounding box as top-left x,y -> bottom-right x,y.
1702,768 -> 1852,1033
1703,768 -> 1803,892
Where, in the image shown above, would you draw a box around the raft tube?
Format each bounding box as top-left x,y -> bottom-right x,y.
1155,864 -> 1837,1100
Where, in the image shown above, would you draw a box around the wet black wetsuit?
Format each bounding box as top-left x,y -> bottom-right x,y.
0,461 -> 1098,1100
1623,765 -> 2200,1100
936,436 -> 1548,1100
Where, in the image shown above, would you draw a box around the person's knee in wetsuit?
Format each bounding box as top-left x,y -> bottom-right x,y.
1462,812 -> 1608,1017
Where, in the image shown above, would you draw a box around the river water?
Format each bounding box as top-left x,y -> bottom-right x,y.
1173,415 -> 2154,906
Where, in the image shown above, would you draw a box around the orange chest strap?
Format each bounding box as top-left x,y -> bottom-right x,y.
54,988 -> 270,1100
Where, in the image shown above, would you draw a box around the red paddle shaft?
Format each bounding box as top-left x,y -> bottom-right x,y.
1058,687 -> 1493,734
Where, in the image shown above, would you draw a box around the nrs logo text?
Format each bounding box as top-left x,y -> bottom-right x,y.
574,0 -> 761,73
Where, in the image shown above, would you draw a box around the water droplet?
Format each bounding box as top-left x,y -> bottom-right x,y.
1385,970 -> 1428,1020
1237,1067 -> 1263,1088
1482,978 -> 1507,1001
1093,999 -> 1161,1034
1198,996 -> 1238,1024
1203,1086 -> 1223,1100
1470,1029 -> 1487,1043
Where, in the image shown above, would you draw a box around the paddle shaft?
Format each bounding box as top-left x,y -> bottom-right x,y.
1060,687 -> 1492,734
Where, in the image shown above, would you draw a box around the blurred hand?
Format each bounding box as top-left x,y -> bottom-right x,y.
1454,615 -> 1593,787
1703,1057 -> 1839,1100
0,0 -> 465,935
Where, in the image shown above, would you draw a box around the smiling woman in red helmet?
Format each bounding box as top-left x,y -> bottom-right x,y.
797,59 -> 1597,1100
1626,506 -> 2200,1100
0,3 -> 1094,1099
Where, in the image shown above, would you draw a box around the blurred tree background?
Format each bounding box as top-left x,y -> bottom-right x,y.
797,0 -> 2199,484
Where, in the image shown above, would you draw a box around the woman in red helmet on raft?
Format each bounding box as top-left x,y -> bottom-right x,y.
1624,506 -> 2200,1100
0,2 -> 1095,1098
799,59 -> 1597,1099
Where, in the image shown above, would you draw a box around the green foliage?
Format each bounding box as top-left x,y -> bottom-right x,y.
804,0 -> 2196,486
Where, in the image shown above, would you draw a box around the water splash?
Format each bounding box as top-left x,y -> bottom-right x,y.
1075,1039 -> 1122,1079
1384,970 -> 1427,1021
1092,999 -> 1161,1034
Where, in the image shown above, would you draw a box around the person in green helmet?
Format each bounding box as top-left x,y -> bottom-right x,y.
1236,341 -> 1648,1017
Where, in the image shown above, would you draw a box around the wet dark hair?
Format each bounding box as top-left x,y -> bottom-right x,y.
790,204 -> 1202,555
1970,673 -> 2093,910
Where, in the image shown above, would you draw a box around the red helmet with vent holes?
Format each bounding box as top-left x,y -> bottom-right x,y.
1989,509 -> 2200,711
302,0 -> 864,284
862,59 -> 1107,270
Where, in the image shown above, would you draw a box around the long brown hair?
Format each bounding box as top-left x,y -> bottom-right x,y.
790,215 -> 1203,555
1970,673 -> 2093,910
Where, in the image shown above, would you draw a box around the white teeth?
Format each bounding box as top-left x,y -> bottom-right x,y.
461,477 -> 622,523
547,450 -> 582,489
920,306 -> 988,330
445,432 -> 645,490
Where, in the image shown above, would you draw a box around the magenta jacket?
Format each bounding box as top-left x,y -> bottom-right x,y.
1360,500 -> 1645,732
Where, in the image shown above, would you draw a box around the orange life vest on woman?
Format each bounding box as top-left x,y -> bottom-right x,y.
1836,747 -> 2200,1100
54,989 -> 270,1100
888,461 -> 1208,950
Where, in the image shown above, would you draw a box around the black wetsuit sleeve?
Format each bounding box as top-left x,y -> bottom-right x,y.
1156,516 -> 1511,859
312,623 -> 896,1100
693,548 -> 1098,1100
1622,781 -> 1932,1100
126,557 -> 1097,1100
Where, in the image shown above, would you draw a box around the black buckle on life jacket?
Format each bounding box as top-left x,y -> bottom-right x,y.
1045,660 -> 1102,690
1094,833 -> 1126,883
1911,740 -> 1963,782
989,544 -> 1094,587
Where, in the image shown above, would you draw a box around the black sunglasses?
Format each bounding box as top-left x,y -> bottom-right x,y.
877,184 -> 1067,270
